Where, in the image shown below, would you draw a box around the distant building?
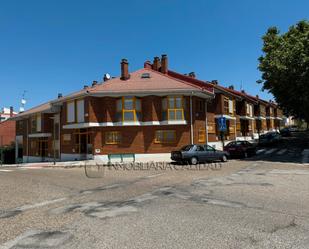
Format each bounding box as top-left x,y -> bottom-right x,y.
0,107 -> 16,147
0,107 -> 17,122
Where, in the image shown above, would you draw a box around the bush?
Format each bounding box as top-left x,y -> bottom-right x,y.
0,145 -> 15,164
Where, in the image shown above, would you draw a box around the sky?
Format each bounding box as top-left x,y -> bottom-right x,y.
0,0 -> 308,111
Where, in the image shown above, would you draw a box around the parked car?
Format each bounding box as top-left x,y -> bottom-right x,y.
258,132 -> 281,146
279,127 -> 291,137
289,126 -> 299,132
171,144 -> 229,165
223,141 -> 256,158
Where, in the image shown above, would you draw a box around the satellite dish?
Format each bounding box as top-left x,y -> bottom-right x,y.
104,73 -> 111,81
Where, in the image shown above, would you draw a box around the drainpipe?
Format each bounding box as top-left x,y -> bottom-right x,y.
234,118 -> 237,141
190,94 -> 194,144
26,118 -> 29,163
205,100 -> 209,145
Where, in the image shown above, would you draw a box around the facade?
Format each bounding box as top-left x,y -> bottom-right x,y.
0,107 -> 16,122
0,107 -> 16,147
13,55 -> 284,163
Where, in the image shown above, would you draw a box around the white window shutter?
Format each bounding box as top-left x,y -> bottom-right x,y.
37,115 -> 41,132
229,100 -> 233,114
77,99 -> 85,123
67,102 -> 75,123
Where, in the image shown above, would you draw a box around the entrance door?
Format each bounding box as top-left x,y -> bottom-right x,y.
75,129 -> 92,160
38,139 -> 48,160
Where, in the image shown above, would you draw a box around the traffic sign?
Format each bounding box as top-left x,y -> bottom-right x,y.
218,117 -> 227,132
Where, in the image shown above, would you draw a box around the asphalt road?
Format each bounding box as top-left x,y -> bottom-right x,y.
0,134 -> 308,249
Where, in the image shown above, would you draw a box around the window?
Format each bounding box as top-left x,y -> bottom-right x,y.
246,103 -> 253,117
67,101 -> 75,123
162,96 -> 184,121
198,128 -> 206,143
76,99 -> 85,123
229,99 -> 234,115
196,99 -> 204,113
223,97 -> 229,115
36,114 -> 41,132
154,130 -> 176,144
67,99 -> 85,123
105,131 -> 121,145
141,73 -> 150,78
31,115 -> 37,133
260,105 -> 266,116
195,145 -> 205,151
116,97 -> 141,122
205,145 -> 215,151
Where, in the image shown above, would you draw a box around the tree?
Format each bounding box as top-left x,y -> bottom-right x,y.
258,20 -> 309,123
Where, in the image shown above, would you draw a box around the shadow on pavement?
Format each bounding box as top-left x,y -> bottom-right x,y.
243,131 -> 309,164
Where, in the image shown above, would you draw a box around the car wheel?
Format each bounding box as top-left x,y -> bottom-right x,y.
190,157 -> 198,165
221,155 -> 228,162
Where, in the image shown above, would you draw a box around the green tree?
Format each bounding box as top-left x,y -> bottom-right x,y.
258,20 -> 309,123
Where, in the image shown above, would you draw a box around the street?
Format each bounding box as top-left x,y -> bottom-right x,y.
0,133 -> 309,249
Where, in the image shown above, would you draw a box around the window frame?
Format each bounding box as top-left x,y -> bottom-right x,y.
223,97 -> 229,115
163,96 -> 184,121
198,127 -> 206,143
105,131 -> 122,145
117,97 -> 141,122
154,130 -> 176,144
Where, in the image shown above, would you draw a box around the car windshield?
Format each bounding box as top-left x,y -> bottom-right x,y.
180,145 -> 194,151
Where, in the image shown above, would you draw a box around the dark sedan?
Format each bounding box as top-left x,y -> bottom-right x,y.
171,144 -> 229,165
258,132 -> 281,146
224,141 -> 256,158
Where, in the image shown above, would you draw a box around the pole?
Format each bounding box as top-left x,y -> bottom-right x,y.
53,118 -> 56,165
190,95 -> 193,144
0,136 -> 3,166
205,100 -> 209,145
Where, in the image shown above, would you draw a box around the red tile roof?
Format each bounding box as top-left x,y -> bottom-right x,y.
87,68 -> 214,95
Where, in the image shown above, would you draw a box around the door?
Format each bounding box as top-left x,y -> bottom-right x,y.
195,145 -> 206,162
204,145 -> 216,161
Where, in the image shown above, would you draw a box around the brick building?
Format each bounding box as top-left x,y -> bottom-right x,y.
0,107 -> 16,147
13,55 -> 284,163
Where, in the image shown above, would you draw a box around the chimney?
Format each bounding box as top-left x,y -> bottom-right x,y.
228,85 -> 234,90
58,93 -> 63,99
153,57 -> 161,71
241,90 -> 246,94
144,61 -> 152,69
211,80 -> 218,85
121,59 -> 130,80
160,54 -> 168,74
84,85 -> 88,89
256,95 -> 259,99
188,72 -> 196,78
92,80 -> 98,87
10,106 -> 13,117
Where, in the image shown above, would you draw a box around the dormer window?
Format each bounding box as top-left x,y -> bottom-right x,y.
162,96 -> 184,121
116,97 -> 141,122
141,73 -> 151,79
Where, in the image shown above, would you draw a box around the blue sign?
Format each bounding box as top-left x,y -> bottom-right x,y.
218,117 -> 227,132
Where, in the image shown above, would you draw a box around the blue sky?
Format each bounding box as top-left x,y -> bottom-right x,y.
0,0 -> 308,111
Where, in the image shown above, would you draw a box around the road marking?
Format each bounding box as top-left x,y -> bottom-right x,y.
276,149 -> 287,155
15,198 -> 67,212
302,149 -> 309,164
265,148 -> 277,155
270,169 -> 309,175
256,149 -> 266,155
145,173 -> 165,178
0,169 -> 13,172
